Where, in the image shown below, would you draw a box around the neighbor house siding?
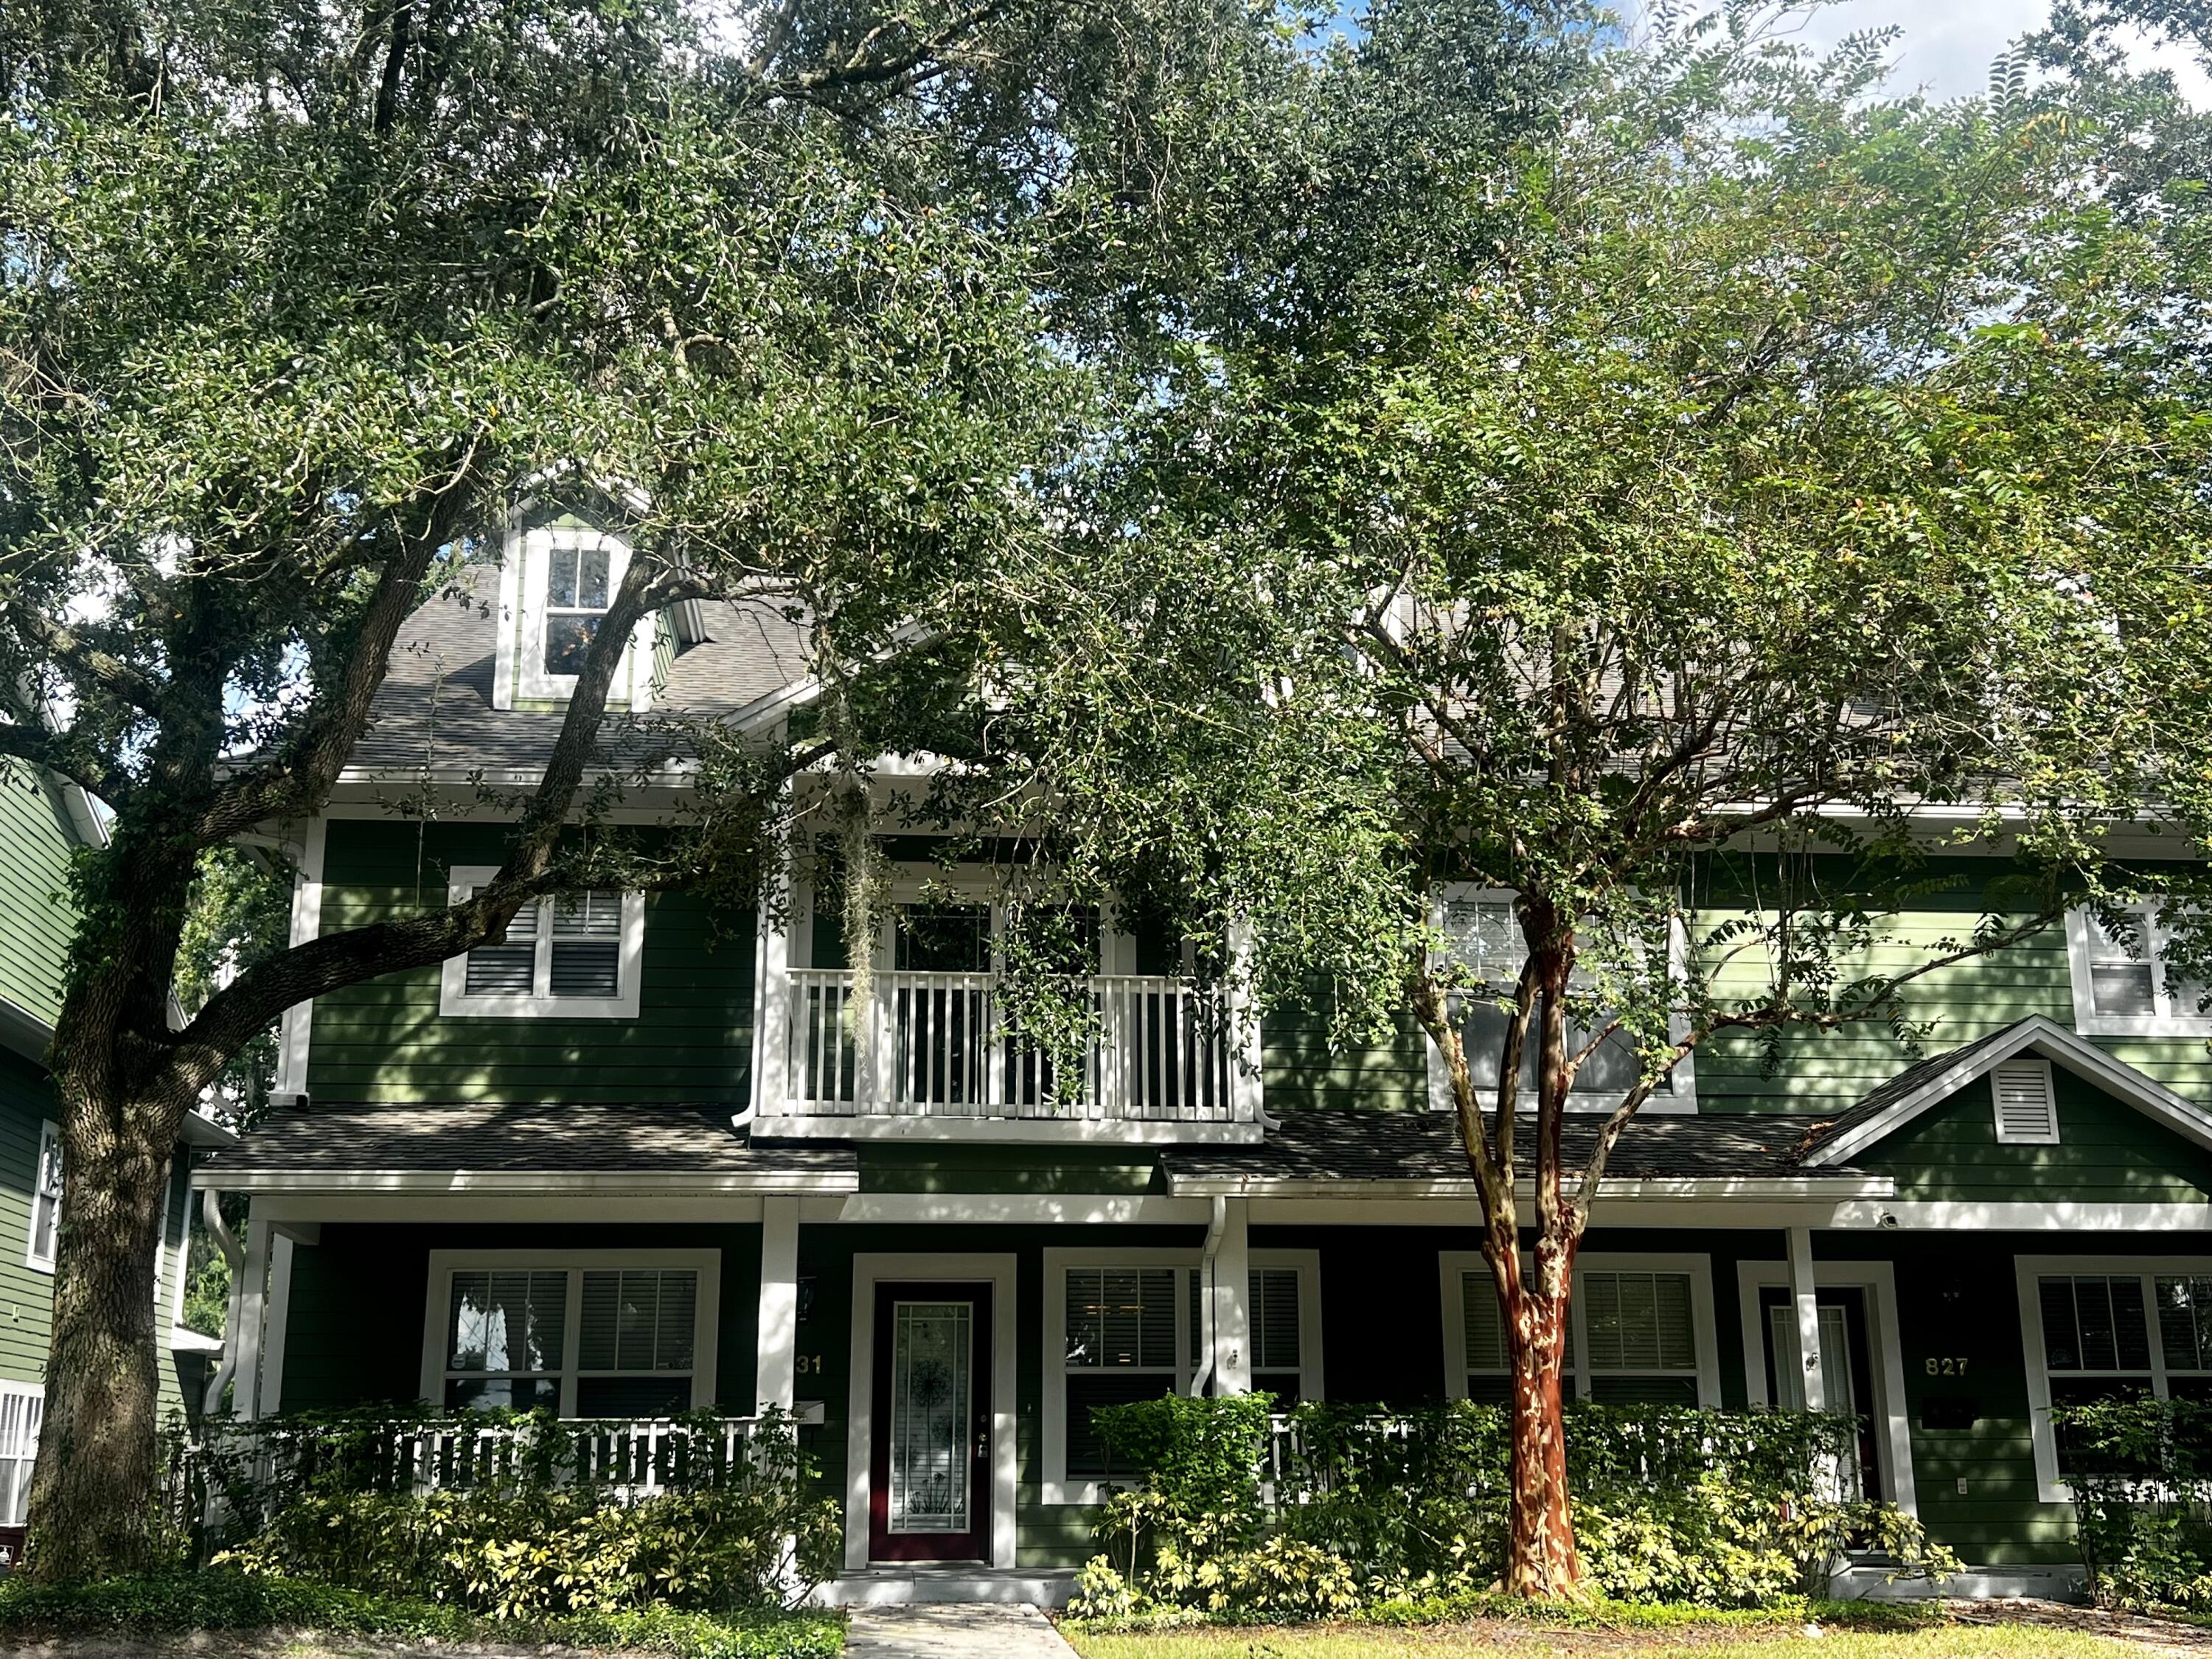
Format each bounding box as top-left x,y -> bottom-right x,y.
0,763 -> 78,1032
0,1051 -> 56,1388
305,820 -> 757,1105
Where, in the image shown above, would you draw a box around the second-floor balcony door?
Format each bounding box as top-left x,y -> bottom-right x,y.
894,906 -> 993,1109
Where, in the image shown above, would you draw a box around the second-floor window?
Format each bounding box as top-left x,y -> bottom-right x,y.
2067,902 -> 2210,1037
439,868 -> 644,1019
543,540 -> 611,676
1427,887 -> 1692,1112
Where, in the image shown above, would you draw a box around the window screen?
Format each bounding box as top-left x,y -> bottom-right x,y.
1579,1272 -> 1698,1405
1250,1268 -> 1304,1404
552,891 -> 623,998
1065,1267 -> 1180,1478
445,1269 -> 567,1411
2040,1273 -> 2156,1475
464,899 -> 538,995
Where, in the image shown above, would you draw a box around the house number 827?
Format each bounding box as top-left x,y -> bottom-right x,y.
1924,1357 -> 1969,1376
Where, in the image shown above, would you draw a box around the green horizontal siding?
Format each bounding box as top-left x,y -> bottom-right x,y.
0,765 -> 79,1032
305,821 -> 756,1105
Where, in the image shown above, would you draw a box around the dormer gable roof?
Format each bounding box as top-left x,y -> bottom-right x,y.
1800,1014 -> 2212,1167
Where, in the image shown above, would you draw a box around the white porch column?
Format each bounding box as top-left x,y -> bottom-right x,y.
232,1211 -> 273,1420
1213,1198 -> 1252,1394
1225,917 -> 1265,1124
751,830 -> 796,1123
756,1197 -> 801,1412
1787,1224 -> 1826,1413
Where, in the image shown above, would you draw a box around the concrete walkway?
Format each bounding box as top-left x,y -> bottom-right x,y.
847,1604 -> 1078,1659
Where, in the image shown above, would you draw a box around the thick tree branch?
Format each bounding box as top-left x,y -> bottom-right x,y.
13,610 -> 164,715
0,723 -> 125,804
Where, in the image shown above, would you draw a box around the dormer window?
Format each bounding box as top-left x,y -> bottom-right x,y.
543,542 -> 612,675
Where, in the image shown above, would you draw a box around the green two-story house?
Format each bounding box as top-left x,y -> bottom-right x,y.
0,747 -> 229,1561
198,514 -> 2212,1604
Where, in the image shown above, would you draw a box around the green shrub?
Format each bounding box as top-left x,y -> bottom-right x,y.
0,1569 -> 846,1659
1070,1397 -> 1959,1620
2051,1395 -> 2212,1613
216,1484 -> 843,1617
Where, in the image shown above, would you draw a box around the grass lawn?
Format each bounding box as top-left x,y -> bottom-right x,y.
1062,1619 -> 2196,1659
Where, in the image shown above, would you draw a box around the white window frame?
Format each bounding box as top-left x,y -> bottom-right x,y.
1439,1251 -> 1722,1406
26,1120 -> 60,1273
0,1381 -> 42,1536
2066,902 -> 2212,1039
419,1248 -> 720,1417
439,867 -> 645,1020
501,525 -> 656,709
2016,1253 -> 2212,1504
1041,1246 -> 1322,1504
1424,886 -> 1695,1116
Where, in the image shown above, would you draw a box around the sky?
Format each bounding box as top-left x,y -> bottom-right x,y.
1738,0 -> 2212,105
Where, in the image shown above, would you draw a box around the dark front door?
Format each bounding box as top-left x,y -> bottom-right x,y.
869,1281 -> 992,1562
1759,1285 -> 1883,1501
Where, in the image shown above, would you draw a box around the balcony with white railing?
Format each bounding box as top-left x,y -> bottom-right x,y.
761,967 -> 1263,1141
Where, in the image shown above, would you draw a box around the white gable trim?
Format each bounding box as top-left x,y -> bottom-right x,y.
1804,1015 -> 2212,1168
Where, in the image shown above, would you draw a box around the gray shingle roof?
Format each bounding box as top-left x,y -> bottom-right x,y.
352,566 -> 813,773
1796,1020 -> 2033,1159
1163,1108 -> 1872,1188
208,1101 -> 855,1185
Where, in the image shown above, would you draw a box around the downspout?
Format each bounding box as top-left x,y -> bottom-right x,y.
729,1103 -> 759,1134
201,1189 -> 245,1416
1186,1196 -> 1228,1397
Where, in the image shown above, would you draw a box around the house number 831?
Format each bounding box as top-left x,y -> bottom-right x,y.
1924,1357 -> 1969,1376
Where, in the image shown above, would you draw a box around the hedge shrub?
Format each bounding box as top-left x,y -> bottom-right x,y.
1074,1396 -> 1959,1619
2051,1395 -> 2212,1613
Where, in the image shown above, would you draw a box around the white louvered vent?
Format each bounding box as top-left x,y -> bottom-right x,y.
1992,1058 -> 2061,1145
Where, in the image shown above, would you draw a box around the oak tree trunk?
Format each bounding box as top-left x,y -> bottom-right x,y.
24,1006 -> 189,1581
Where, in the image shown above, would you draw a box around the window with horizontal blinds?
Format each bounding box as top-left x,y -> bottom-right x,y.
1065,1267 -> 1180,1478
464,900 -> 538,995
1461,1267 -> 1697,1405
551,891 -> 623,998
441,1265 -> 700,1417
1250,1268 -> 1304,1402
2039,1273 -> 2159,1475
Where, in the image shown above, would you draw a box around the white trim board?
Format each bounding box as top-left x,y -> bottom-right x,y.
844,1253 -> 1019,1573
1734,1259 -> 1919,1517
272,815 -> 327,1102
1804,1015 -> 2212,1168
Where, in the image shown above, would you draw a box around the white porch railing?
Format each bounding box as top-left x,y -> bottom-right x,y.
783,969 -> 1242,1123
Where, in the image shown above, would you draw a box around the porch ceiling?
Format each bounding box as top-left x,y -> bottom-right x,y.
202,1099 -> 858,1192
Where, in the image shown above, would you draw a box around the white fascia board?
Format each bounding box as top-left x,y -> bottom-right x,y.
1831,1200 -> 2212,1231
757,1118 -> 1264,1146
1166,1174 -> 1896,1201
178,1111 -> 240,1148
0,998 -> 52,1065
170,1325 -> 225,1354
1805,1014 -> 2212,1168
202,1168 -> 859,1196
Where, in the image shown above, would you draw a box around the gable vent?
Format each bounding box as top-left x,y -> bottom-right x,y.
1992,1058 -> 2061,1145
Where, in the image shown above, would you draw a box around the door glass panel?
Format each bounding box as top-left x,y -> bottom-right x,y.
1767,1302 -> 1854,1415
888,1300 -> 972,1534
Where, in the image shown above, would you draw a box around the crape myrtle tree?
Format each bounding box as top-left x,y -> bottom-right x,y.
961,9 -> 2212,1599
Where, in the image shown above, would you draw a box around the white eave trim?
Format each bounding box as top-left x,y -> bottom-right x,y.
0,997 -> 52,1065
201,1168 -> 860,1196
758,1118 -> 1264,1145
1804,1014 -> 2212,1168
1165,1174 -> 1896,1200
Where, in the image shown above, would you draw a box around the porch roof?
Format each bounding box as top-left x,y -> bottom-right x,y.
203,1100 -> 858,1192
1161,1108 -> 1877,1195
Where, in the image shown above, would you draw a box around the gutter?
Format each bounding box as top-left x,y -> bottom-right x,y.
1186,1197 -> 1228,1398
1164,1175 -> 1898,1201
198,1168 -> 861,1196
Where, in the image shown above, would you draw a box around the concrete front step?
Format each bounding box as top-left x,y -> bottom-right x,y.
827,1568 -> 1079,1608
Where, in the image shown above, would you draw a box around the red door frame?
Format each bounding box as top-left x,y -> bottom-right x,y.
867,1280 -> 993,1562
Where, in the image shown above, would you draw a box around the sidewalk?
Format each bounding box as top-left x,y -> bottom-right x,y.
848,1604 -> 1077,1659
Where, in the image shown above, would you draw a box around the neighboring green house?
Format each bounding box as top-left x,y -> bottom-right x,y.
0,753 -> 229,1558
195,512 -> 2212,1603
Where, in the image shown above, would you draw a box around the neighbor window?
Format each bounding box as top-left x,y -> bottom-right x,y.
26,1121 -> 60,1273
2020,1258 -> 2212,1497
0,1384 -> 40,1534
1427,887 -> 1692,1112
1446,1253 -> 1714,1405
2066,902 -> 2210,1037
439,869 -> 643,1019
1045,1250 -> 1321,1500
425,1252 -> 718,1418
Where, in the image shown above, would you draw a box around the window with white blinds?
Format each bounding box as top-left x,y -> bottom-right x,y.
441,869 -> 642,1018
2067,902 -> 2212,1036
0,1384 -> 39,1533
1430,888 -> 1690,1110
428,1253 -> 714,1417
1049,1253 -> 1320,1495
1455,1260 -> 1708,1406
